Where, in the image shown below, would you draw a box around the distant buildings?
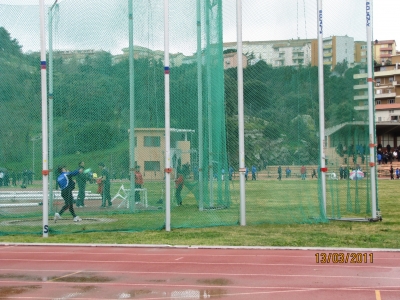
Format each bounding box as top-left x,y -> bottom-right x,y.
311,35 -> 355,69
353,54 -> 400,148
373,40 -> 397,65
223,39 -> 313,67
133,128 -> 193,180
52,35 -> 370,71
50,36 -> 400,149
224,36 -> 359,70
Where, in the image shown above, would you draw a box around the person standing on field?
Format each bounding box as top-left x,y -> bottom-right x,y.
134,165 -> 144,203
54,165 -> 82,223
301,165 -> 306,180
251,165 -> 257,180
175,173 -> 184,206
98,162 -> 112,207
76,161 -> 86,207
390,164 -> 394,180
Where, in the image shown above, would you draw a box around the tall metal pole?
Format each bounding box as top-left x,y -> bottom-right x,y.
237,0 -> 246,225
205,0 -> 214,207
164,0 -> 171,231
317,0 -> 327,218
366,0 -> 377,218
39,0 -> 49,237
32,139 -> 35,179
128,0 -> 136,212
48,0 -> 58,214
196,0 -> 204,211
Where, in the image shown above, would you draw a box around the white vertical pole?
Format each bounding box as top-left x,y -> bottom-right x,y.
128,0 -> 136,212
237,0 -> 245,225
205,1 -> 214,207
48,1 -> 57,214
317,0 -> 327,218
164,0 -> 171,231
39,0 -> 49,237
196,0 -> 204,211
366,0 -> 377,218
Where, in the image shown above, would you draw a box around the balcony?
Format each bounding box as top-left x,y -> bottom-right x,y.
354,95 -> 368,101
292,48 -> 304,53
375,91 -> 396,99
353,84 -> 368,90
354,105 -> 368,111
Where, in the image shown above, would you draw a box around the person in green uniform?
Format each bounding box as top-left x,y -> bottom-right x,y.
98,162 -> 112,207
76,161 -> 86,207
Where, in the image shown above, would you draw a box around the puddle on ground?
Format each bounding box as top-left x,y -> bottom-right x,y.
0,273 -> 43,281
0,285 -> 41,298
49,273 -> 113,283
73,285 -> 97,292
170,288 -> 227,299
0,272 -> 113,284
124,289 -> 153,297
147,279 -> 167,283
118,288 -> 227,299
197,278 -> 232,286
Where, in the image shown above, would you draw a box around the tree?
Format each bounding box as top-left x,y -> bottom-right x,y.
0,27 -> 22,56
334,59 -> 348,76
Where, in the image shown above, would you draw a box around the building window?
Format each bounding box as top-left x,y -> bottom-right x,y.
144,136 -> 161,147
382,134 -> 394,147
376,100 -> 381,104
144,161 -> 160,171
389,77 -> 394,82
389,99 -> 395,104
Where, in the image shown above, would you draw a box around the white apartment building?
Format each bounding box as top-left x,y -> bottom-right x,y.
223,39 -> 313,67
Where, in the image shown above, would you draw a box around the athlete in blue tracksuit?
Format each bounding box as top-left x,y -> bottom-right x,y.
54,166 -> 83,222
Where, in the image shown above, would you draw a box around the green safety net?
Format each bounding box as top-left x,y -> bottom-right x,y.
0,0 -> 377,236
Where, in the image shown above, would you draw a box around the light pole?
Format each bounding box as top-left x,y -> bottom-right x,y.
31,135 -> 42,182
49,0 -> 59,214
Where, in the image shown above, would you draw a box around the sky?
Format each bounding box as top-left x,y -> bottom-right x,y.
0,0 -> 399,55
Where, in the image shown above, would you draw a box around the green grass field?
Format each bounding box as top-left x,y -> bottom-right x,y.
0,179 -> 398,249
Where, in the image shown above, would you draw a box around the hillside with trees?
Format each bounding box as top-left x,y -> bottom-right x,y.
0,26 -> 363,173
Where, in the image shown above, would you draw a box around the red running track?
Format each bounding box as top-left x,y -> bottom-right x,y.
0,244 -> 400,299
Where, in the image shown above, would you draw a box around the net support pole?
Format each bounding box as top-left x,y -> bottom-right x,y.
205,1 -> 214,207
317,0 -> 327,218
196,0 -> 204,211
237,0 -> 246,226
128,0 -> 136,213
48,1 -> 58,215
366,0 -> 377,218
39,0 -> 49,237
164,0 -> 171,231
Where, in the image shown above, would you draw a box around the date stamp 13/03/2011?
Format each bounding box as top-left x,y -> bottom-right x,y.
315,252 -> 373,264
